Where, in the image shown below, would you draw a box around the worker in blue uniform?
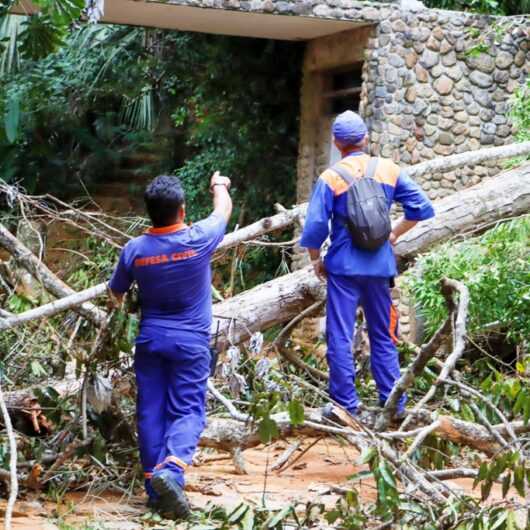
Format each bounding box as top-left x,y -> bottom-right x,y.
300,111 -> 434,418
109,172 -> 232,519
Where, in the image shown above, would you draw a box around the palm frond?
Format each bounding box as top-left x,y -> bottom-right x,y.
120,89 -> 156,131
0,14 -> 24,76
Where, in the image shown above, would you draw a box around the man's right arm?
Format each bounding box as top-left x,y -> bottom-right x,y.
300,175 -> 334,281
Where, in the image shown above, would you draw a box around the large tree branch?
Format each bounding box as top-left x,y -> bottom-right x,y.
0,223 -> 106,325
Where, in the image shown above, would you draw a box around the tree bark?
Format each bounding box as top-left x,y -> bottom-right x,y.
394,162 -> 530,261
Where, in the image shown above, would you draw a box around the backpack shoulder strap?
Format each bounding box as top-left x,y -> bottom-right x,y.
365,157 -> 379,179
330,162 -> 354,185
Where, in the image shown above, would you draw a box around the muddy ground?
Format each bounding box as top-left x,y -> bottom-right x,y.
2,436 -> 518,530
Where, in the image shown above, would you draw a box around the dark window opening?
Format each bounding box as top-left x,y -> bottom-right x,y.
323,63 -> 364,115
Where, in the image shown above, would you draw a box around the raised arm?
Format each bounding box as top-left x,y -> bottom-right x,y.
210,171 -> 233,224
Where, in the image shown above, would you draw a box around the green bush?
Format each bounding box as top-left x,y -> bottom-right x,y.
510,76 -> 530,144
406,216 -> 530,345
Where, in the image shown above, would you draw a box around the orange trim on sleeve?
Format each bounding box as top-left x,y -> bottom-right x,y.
147,223 -> 187,235
389,304 -> 399,345
155,455 -> 188,471
144,472 -> 153,479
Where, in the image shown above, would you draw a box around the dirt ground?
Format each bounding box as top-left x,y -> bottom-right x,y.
1,437 -> 372,529
1,436 -> 526,529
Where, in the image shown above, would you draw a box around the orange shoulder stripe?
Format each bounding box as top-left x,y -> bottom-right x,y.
373,159 -> 400,187
320,168 -> 349,196
321,156 -> 400,195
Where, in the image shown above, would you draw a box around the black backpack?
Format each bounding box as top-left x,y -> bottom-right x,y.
331,157 -> 391,251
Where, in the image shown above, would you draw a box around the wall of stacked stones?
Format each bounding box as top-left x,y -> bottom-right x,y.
359,11 -> 528,201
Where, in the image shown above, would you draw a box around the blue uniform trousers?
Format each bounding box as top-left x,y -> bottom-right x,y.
326,273 -> 406,414
134,327 -> 210,499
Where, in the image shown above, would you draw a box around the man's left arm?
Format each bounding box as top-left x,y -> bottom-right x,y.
108,245 -> 134,307
391,171 -> 435,245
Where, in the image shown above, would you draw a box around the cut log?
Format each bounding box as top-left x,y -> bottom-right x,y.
2,164 -> 530,338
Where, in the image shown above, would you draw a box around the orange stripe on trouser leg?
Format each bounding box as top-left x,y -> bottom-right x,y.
389,304 -> 399,344
154,455 -> 188,471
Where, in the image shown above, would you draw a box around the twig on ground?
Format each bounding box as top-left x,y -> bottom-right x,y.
0,379 -> 18,530
271,440 -> 301,471
277,437 -> 322,475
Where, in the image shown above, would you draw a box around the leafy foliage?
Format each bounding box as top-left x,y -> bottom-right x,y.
406,217 -> 530,345
423,0 -> 530,14
510,76 -> 530,144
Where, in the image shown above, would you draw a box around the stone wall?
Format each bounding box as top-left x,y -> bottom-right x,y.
294,6 -> 528,203
360,11 -> 528,202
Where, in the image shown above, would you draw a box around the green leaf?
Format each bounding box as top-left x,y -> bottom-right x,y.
502,473 -> 511,498
288,399 -> 305,427
30,360 -> 47,377
461,403 -> 475,422
325,509 -> 341,524
227,503 -> 248,524
474,461 -> 489,488
258,416 -> 279,444
347,470 -> 374,482
4,93 -> 19,144
265,505 -> 292,528
481,480 -> 493,501
240,506 -> 254,530
490,510 -> 508,530
378,461 -> 396,488
360,447 -> 377,465
513,465 -> 525,497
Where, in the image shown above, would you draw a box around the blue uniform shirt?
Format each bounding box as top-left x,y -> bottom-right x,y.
109,213 -> 227,341
300,152 -> 434,277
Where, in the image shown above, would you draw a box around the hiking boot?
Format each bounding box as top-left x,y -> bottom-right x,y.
151,469 -> 191,520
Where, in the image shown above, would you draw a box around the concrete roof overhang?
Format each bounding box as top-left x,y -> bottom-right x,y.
13,0 -> 362,40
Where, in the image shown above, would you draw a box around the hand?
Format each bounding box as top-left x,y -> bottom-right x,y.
389,232 -> 398,246
312,258 -> 327,282
210,171 -> 231,193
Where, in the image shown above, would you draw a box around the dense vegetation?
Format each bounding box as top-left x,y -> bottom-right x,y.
424,0 -> 530,14
407,216 -> 530,346
0,19 -> 302,224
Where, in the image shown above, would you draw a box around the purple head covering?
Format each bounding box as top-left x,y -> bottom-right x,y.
332,111 -> 367,146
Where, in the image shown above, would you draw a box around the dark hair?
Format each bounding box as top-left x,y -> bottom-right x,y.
144,175 -> 185,227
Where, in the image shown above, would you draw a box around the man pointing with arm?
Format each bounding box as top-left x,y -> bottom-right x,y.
301,111 -> 434,422
109,171 -> 232,519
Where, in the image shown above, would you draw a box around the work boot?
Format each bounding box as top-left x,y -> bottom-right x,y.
151,469 -> 191,520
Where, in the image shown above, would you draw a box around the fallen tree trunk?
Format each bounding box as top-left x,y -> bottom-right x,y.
407,141 -> 530,179
394,162 -> 530,260
2,164 -> 530,338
